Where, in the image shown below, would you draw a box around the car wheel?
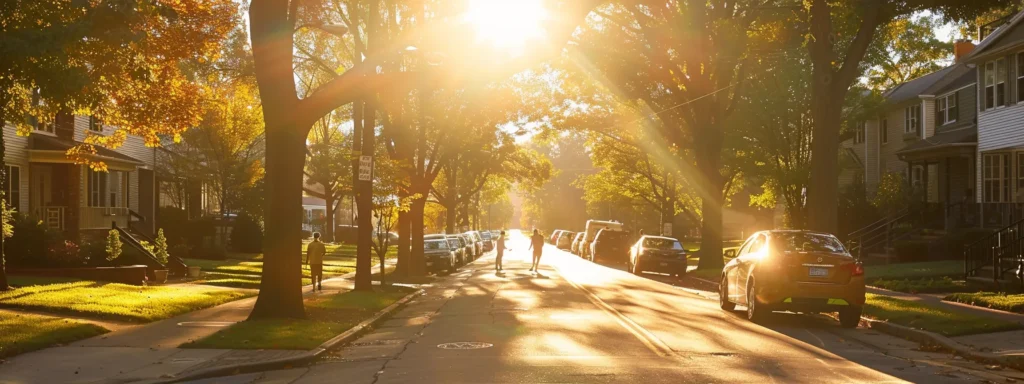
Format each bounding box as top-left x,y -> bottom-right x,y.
839,306 -> 862,329
746,280 -> 767,323
719,276 -> 735,311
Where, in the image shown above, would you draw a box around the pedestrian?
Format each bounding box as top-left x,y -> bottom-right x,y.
496,230 -> 511,271
306,232 -> 326,292
527,228 -> 544,272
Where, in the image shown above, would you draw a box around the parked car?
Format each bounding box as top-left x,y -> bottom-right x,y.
719,230 -> 865,328
481,231 -> 494,252
465,231 -> 483,256
589,228 -> 631,265
549,230 -> 563,244
581,220 -> 623,259
447,235 -> 468,265
556,231 -> 575,250
455,234 -> 476,260
629,236 -> 687,277
570,232 -> 585,255
424,234 -> 457,273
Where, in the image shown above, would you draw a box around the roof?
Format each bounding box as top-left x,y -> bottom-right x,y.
896,127 -> 977,155
302,196 -> 326,207
932,68 -> 976,96
29,134 -> 144,164
883,66 -> 957,105
965,10 -> 1024,63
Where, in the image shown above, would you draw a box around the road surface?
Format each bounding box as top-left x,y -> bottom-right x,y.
186,233 -> 1023,383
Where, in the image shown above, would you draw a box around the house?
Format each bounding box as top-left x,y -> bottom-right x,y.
2,113 -> 159,239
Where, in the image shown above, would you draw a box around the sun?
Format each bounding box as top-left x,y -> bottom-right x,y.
463,0 -> 549,54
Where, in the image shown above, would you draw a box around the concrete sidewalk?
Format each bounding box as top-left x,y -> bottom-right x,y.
0,264 -> 394,384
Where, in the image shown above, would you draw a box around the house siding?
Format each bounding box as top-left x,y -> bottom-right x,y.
864,120 -> 879,191
3,123 -> 31,213
882,107 -> 911,178
978,103 -> 1024,152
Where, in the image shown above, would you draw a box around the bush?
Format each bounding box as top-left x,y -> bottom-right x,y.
154,229 -> 170,264
5,214 -> 78,268
106,230 -> 122,261
158,207 -> 190,246
230,214 -> 263,253
81,241 -> 108,266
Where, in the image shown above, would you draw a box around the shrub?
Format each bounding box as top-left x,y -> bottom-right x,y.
47,240 -> 82,267
158,207 -> 190,246
154,229 -> 170,264
5,214 -> 66,268
106,230 -> 122,262
81,241 -> 107,266
230,214 -> 263,253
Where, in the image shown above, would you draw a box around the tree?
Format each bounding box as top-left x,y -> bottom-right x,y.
247,0 -> 601,317
866,14 -> 952,91
304,110 -> 352,243
802,0 -> 1005,233
0,0 -> 235,290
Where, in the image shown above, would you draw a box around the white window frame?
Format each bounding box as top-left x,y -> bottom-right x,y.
904,105 -> 920,134
88,116 -> 103,132
1017,52 -> 1024,105
937,93 -> 957,125
880,119 -> 888,144
4,165 -> 20,210
984,153 -> 1011,203
88,169 -> 128,208
985,58 -> 1007,110
854,121 -> 865,144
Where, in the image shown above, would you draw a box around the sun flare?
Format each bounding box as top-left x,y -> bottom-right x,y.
463,0 -> 549,53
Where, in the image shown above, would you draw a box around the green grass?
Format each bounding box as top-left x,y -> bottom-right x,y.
0,277 -> 251,323
185,256 -> 360,289
865,260 -> 962,281
869,276 -> 971,294
863,293 -> 1023,336
945,292 -> 1024,314
0,311 -> 109,358
183,286 -> 414,350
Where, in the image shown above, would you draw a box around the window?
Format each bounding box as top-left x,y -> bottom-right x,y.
3,166 -> 20,210
984,153 -> 1011,203
89,116 -> 102,132
904,105 -> 921,133
937,93 -> 958,125
985,59 -> 1007,109
1017,154 -> 1024,202
1018,52 -> 1024,104
881,119 -> 888,144
854,121 -> 866,144
88,169 -> 127,207
911,166 -> 923,189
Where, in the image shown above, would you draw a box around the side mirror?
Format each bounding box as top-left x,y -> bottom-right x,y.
724,249 -> 736,258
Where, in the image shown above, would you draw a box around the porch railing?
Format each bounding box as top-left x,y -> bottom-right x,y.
33,206 -> 67,231
964,217 -> 1024,290
80,207 -> 129,230
846,202 -> 946,260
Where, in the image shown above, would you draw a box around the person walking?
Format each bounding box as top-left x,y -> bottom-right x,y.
306,232 -> 326,291
527,228 -> 544,272
496,230 -> 511,271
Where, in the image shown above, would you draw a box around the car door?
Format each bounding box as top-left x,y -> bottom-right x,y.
736,234 -> 767,304
727,236 -> 755,304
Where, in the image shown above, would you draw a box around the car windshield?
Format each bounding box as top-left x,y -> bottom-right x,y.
773,233 -> 846,254
447,239 -> 460,248
481,232 -> 492,240
643,238 -> 683,250
425,240 -> 449,250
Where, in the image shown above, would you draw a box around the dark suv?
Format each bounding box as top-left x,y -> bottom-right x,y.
589,229 -> 631,265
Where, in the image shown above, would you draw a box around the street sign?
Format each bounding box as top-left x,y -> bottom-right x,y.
359,156 -> 373,181
662,222 -> 672,237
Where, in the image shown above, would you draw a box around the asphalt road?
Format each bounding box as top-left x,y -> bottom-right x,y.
186,233 -> 1024,383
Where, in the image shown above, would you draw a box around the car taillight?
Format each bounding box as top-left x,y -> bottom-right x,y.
847,263 -> 864,276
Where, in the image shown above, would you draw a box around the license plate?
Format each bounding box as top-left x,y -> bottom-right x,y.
809,267 -> 829,277
426,262 -> 434,267
659,262 -> 668,267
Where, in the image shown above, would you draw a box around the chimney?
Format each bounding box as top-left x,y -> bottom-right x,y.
954,40 -> 976,63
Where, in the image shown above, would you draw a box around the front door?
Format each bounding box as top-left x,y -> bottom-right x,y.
29,165 -> 53,214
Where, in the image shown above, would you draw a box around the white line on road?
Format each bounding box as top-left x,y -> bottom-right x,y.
552,263 -> 676,358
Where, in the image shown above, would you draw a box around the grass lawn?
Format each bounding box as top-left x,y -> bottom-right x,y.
869,276 -> 972,294
945,292 -> 1024,314
186,256 -> 362,289
862,293 -> 1023,336
183,286 -> 414,350
865,260 -> 962,281
0,311 -> 108,358
0,276 -> 251,323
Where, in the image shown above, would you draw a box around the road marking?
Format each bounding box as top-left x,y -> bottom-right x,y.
553,263 -> 675,358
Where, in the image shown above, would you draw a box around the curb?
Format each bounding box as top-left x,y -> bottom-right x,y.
159,288 -> 424,384
861,317 -> 1024,371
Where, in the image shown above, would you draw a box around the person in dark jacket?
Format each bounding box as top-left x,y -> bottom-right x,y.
527,229 -> 544,272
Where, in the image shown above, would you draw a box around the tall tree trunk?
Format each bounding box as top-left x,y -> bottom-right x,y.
806,86 -> 844,233
409,191 -> 426,276
693,127 -> 725,271
324,195 -> 335,242
355,100 -> 374,290
249,121 -> 307,319
396,205 -> 410,277
0,103 -> 9,291
445,166 -> 457,233
248,0 -> 307,319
